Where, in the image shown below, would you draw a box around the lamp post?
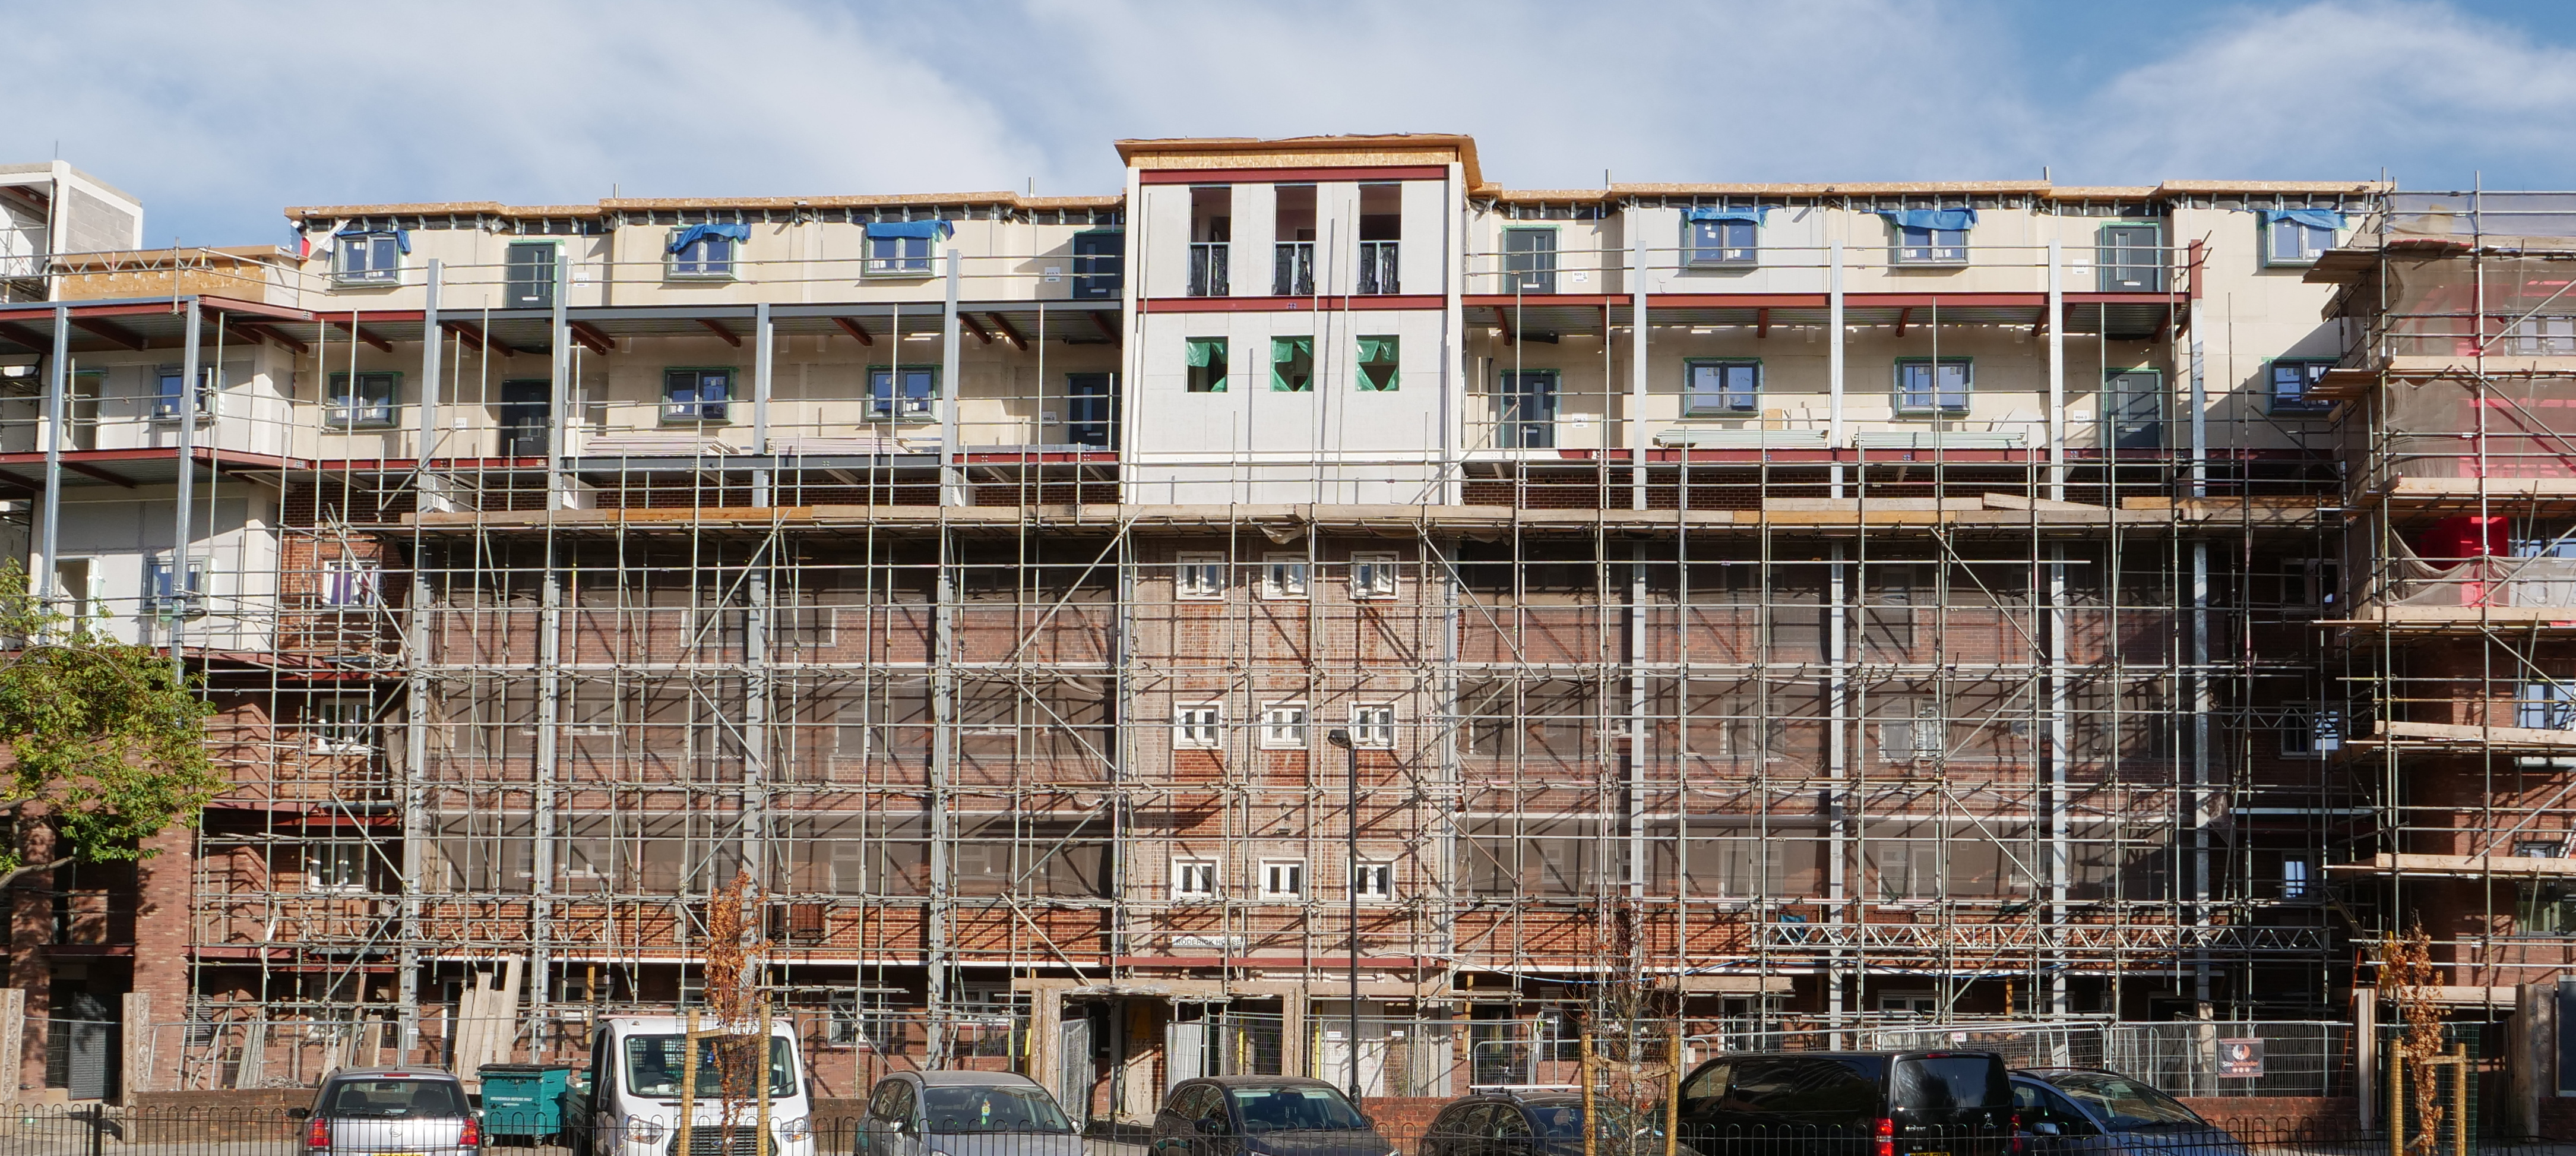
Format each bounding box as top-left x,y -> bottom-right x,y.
1325,727 -> 1360,1104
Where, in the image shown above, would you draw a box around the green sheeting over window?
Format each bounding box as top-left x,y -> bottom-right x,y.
1271,336 -> 1314,392
1185,338 -> 1227,393
1357,336 -> 1399,391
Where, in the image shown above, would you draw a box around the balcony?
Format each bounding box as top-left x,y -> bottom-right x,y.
1273,242 -> 1314,296
1189,243 -> 1229,298
1358,241 -> 1398,295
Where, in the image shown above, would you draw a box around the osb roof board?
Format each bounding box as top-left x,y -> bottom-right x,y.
1115,133 -> 1482,187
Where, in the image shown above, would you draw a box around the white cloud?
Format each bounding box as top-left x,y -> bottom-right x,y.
4,0 -> 2574,244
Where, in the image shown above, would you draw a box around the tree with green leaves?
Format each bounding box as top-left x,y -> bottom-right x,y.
0,561 -> 220,886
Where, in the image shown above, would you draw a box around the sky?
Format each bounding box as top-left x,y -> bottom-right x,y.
7,0 -> 2576,247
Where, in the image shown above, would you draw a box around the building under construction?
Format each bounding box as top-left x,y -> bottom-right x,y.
0,135 -> 2404,1117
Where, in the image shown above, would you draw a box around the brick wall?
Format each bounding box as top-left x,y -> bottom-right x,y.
2175,1096 -> 2354,1134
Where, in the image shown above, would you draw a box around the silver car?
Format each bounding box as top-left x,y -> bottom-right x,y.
854,1071 -> 1083,1156
295,1067 -> 480,1156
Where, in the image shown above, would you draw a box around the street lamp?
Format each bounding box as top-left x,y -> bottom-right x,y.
1325,727 -> 1360,1104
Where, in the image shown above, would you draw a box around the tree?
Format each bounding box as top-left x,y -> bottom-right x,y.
0,561 -> 220,886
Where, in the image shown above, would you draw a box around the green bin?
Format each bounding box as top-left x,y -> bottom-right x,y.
479,1063 -> 578,1140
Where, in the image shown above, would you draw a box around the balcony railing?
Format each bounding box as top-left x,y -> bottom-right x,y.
1274,242 -> 1314,296
1189,242 -> 1229,298
1359,241 -> 1398,295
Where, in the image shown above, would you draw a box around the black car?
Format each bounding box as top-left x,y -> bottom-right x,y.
1422,1091 -> 1687,1156
1151,1077 -> 1398,1156
1672,1050 -> 2015,1155
2011,1069 -> 2247,1155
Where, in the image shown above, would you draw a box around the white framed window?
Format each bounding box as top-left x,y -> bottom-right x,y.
1259,553 -> 1308,599
1877,701 -> 1945,762
312,697 -> 374,753
2281,855 -> 2313,899
1174,702 -> 1223,749
2280,704 -> 2344,757
1877,994 -> 1938,1017
304,840 -> 371,893
333,230 -> 404,283
1259,859 -> 1306,900
866,233 -> 935,277
1172,858 -> 1218,901
1176,552 -> 1226,600
1260,702 -> 1308,748
1350,551 -> 1398,600
1352,861 -> 1393,902
1350,703 -> 1395,749
321,559 -> 381,608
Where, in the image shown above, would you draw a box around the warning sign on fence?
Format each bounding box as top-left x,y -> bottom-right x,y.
2218,1038 -> 2264,1078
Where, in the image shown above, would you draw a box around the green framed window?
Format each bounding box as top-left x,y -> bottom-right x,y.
1185,338 -> 1228,393
327,371 -> 401,428
1271,336 -> 1314,392
1356,336 -> 1399,391
662,368 -> 733,422
1684,359 -> 1759,415
1893,358 -> 1970,413
869,365 -> 941,422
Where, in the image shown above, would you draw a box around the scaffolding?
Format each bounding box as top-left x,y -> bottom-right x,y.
0,166 -> 2366,1111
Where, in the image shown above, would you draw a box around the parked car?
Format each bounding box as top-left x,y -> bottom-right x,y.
1421,1090 -> 1691,1156
1152,1077 -> 1398,1156
293,1067 -> 480,1156
1670,1050 -> 2015,1155
575,1015 -> 815,1156
855,1071 -> 1081,1156
2011,1069 -> 2248,1155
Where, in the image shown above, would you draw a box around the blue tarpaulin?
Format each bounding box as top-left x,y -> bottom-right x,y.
667,222 -> 751,253
1683,207 -> 1769,225
865,220 -> 955,241
334,228 -> 410,254
2257,208 -> 2346,231
1874,208 -> 1978,232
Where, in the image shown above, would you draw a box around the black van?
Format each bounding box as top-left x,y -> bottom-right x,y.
1671,1051 -> 2014,1155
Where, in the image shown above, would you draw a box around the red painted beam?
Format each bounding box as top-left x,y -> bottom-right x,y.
567,321 -> 615,355
698,318 -> 742,347
1495,307 -> 1515,347
1088,311 -> 1121,345
832,317 -> 874,346
986,312 -> 1028,352
1894,306 -> 1913,338
221,324 -> 268,350
0,321 -> 49,350
1756,307 -> 1771,338
960,312 -> 993,345
69,317 -> 148,351
330,321 -> 394,353
243,323 -> 308,355
61,460 -> 137,488
1145,293 -> 1442,312
0,469 -> 41,494
440,320 -> 516,358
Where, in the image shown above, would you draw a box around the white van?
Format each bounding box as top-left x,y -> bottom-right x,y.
577,1015 -> 815,1156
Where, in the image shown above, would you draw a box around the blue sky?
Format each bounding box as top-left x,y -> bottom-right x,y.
7,0 -> 2576,246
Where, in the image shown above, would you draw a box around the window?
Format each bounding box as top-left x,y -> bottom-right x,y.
1350,703 -> 1395,748
305,841 -> 372,893
333,230 -> 404,283
1685,215 -> 1759,267
1175,703 -> 1223,749
144,555 -> 207,616
1173,859 -> 1217,901
869,367 -> 939,422
1350,551 -> 1398,599
2269,359 -> 2334,413
2509,316 -> 2576,356
663,368 -> 732,422
1502,228 -> 1557,293
1878,701 -> 1945,762
1356,336 -> 1399,391
866,234 -> 933,277
321,559 -> 381,608
1259,553 -> 1307,599
2280,705 -> 2343,757
1895,224 -> 1970,264
153,366 -> 216,419
312,697 -> 374,753
1185,338 -> 1229,393
2281,855 -> 2312,899
1260,702 -> 1308,748
1352,861 -> 1393,902
2263,213 -> 2339,266
1176,552 -> 1226,600
667,224 -> 742,279
1878,994 -> 1939,1016
1894,358 -> 1970,412
1259,859 -> 1306,899
1686,360 -> 1761,415
1271,336 -> 1314,391
326,371 -> 399,428
2523,682 -> 2576,731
